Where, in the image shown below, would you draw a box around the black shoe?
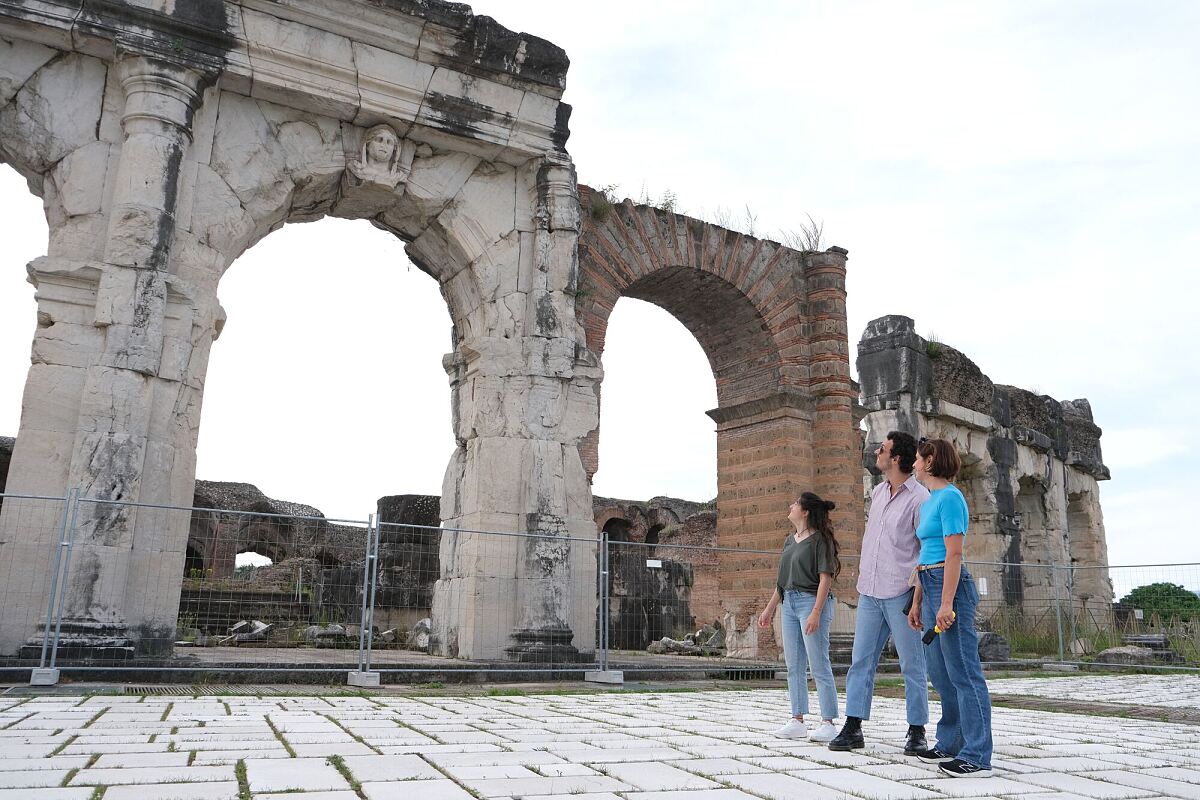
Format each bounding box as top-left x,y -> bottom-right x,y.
915,747 -> 955,763
827,723 -> 864,751
903,725 -> 927,756
938,758 -> 992,778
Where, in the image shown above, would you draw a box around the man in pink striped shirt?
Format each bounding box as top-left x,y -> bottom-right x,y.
828,431 -> 931,754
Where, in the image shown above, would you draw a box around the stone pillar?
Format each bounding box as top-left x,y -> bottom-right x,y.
802,247 -> 864,600
431,154 -> 600,661
0,53 -> 212,656
709,393 -> 814,658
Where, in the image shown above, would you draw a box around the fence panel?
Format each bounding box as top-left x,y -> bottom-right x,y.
7,486 -> 1200,676
370,521 -> 601,673
0,493 -> 72,667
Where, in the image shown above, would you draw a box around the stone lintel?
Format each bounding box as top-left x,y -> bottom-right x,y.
706,392 -> 815,431
933,398 -> 994,433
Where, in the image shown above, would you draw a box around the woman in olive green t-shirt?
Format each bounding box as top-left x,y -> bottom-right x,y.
758,492 -> 842,742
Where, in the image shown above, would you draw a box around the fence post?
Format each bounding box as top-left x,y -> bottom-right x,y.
46,491 -> 82,675
1050,563 -> 1066,662
348,514 -> 380,688
584,530 -> 621,684
31,489 -> 78,685
364,515 -> 381,673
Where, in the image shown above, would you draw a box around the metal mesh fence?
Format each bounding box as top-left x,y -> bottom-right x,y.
2,490 -> 1199,681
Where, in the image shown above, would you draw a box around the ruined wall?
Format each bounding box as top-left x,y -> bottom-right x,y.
858,315 -> 1112,615
594,495 -> 720,649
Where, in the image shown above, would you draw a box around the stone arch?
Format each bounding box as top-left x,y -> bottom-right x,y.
0,3 -> 600,662
577,187 -> 860,657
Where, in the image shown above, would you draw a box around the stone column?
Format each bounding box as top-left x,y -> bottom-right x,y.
431,154 -> 600,661
802,247 -> 863,599
0,53 -> 212,657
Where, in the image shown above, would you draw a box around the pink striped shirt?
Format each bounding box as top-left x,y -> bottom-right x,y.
857,474 -> 930,599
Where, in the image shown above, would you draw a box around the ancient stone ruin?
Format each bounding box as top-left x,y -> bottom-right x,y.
857,315 -> 1113,616
0,0 -> 862,663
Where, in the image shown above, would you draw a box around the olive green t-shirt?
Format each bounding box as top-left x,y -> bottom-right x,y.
776,533 -> 836,594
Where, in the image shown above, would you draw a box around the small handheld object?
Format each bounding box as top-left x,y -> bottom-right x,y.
922,611 -> 956,645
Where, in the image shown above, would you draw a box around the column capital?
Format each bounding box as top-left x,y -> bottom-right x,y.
114,51 -> 212,138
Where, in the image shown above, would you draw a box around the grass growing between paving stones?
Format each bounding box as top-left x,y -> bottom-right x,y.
88,787 -> 106,800
49,734 -> 78,755
265,715 -> 297,757
235,759 -> 251,800
322,713 -> 382,754
82,707 -> 107,728
327,755 -> 366,799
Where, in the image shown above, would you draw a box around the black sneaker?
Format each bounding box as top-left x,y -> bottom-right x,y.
915,747 -> 955,763
903,725 -> 927,756
827,722 -> 864,751
938,758 -> 992,778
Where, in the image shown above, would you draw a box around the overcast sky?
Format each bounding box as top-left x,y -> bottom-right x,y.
1,1 -> 1196,569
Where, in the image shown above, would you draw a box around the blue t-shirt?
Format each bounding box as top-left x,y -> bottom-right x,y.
916,484 -> 969,564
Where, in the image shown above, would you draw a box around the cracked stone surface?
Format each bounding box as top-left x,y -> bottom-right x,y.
1,677 -> 1198,799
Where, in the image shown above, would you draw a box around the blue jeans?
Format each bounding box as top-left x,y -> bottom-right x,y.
919,566 -> 993,768
844,590 -> 928,725
780,590 -> 838,720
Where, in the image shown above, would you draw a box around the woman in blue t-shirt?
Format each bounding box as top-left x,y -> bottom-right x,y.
905,437 -> 993,778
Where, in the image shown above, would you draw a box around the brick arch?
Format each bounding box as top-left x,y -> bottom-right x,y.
577,186 -> 862,659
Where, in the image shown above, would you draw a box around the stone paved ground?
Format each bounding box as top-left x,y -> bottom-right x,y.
2,677 -> 1199,799
988,675 -> 1200,710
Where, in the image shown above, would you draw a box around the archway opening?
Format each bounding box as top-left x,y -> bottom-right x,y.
0,167 -> 48,452
198,218 -> 455,522
593,297 -> 716,504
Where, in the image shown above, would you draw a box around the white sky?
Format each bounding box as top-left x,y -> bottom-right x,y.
1,1 -> 1196,568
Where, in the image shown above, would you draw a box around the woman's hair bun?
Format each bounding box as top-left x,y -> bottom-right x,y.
824,500 -> 836,512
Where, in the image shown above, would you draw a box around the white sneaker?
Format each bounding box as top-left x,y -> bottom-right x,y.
773,719 -> 808,739
808,721 -> 838,743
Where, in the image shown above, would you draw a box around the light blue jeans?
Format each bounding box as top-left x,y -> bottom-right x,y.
780,590 -> 838,720
920,566 -> 993,768
844,590 -> 929,725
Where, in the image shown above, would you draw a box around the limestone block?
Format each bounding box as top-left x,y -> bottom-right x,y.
0,425 -> 75,494
241,8 -> 359,121
190,165 -> 255,256
133,438 -> 181,508
0,52 -> 104,173
403,151 -> 479,217
440,445 -> 466,520
522,438 -> 568,518
522,333 -> 575,378
18,362 -> 87,432
0,36 -> 57,107
470,232 -> 523,304
441,265 -> 484,331
157,335 -> 193,383
31,320 -> 106,369
418,66 -> 524,148
68,429 -> 146,509
96,55 -> 123,145
507,90 -> 563,157
563,445 -> 593,521
526,289 -> 573,341
208,93 -> 293,227
353,42 -> 433,130
170,232 -> 226,294
463,436 -> 529,517
561,381 -> 601,444
515,231 -> 537,293
483,291 -> 525,341
535,229 -> 580,296
523,376 -> 566,438
76,365 -> 153,435
431,575 -> 519,659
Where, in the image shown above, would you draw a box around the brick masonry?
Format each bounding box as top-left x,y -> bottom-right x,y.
578,188 -> 863,655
